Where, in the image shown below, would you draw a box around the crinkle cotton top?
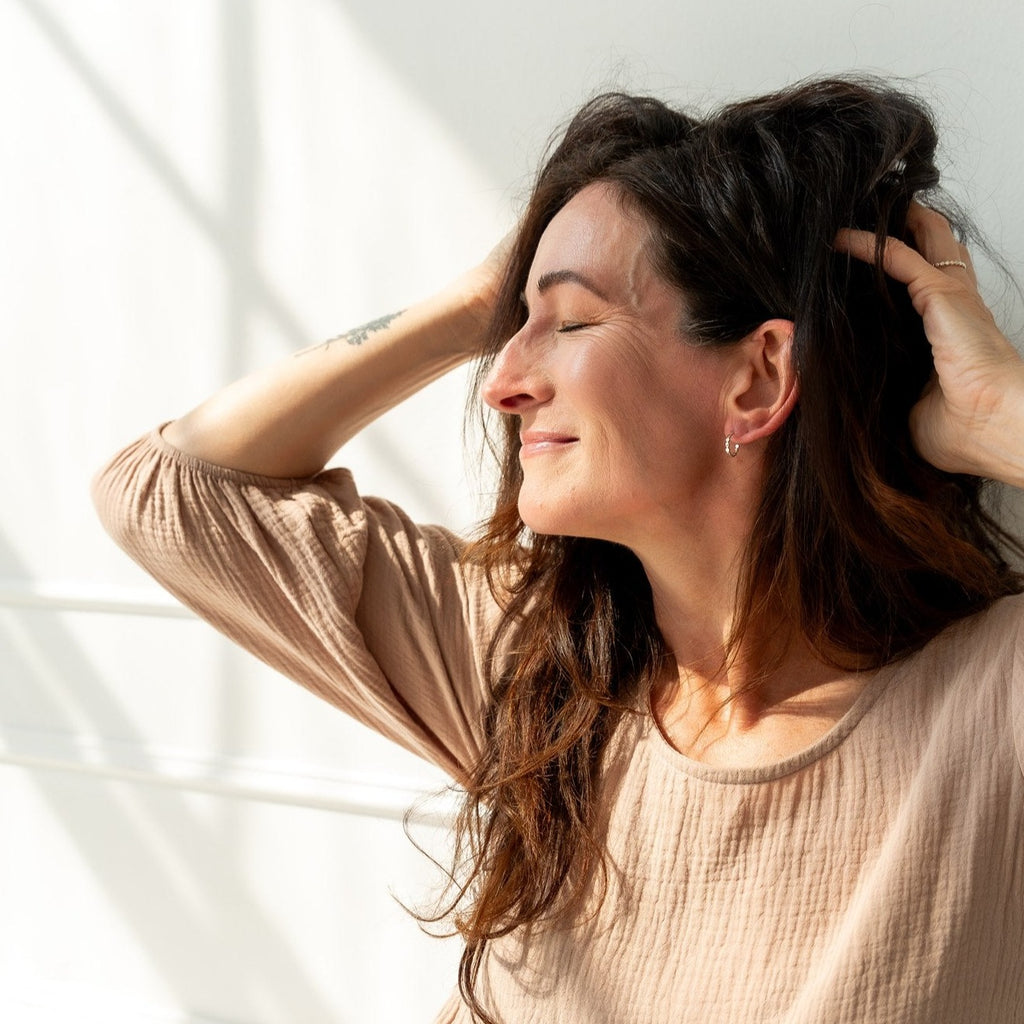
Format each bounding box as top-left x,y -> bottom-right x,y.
94,428 -> 1024,1024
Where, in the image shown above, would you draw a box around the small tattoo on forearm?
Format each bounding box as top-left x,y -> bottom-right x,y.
311,310 -> 406,353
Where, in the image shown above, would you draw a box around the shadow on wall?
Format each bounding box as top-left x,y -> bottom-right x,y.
7,0 -> 1024,1016
16,0 -> 435,502
994,482 -> 1024,569
329,0 -> 673,189
6,2 -> 457,1018
0,529 -> 344,1022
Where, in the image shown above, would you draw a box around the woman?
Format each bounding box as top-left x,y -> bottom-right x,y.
95,77 -> 1024,1023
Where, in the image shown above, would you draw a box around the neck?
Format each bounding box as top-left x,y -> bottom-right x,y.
637,518 -> 822,711
625,458 -> 835,709
627,479 -> 874,765
642,549 -> 871,765
636,503 -> 753,687
647,565 -> 790,698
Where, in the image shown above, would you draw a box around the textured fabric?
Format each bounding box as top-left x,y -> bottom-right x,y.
94,429 -> 1024,1024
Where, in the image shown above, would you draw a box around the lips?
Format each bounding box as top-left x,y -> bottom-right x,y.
519,430 -> 579,457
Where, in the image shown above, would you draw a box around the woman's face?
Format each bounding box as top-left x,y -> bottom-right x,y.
481,183 -> 737,553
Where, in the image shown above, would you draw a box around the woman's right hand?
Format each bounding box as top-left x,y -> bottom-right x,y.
455,229 -> 515,339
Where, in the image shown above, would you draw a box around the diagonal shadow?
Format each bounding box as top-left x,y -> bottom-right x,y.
0,536 -> 345,1021
329,0 -> 672,188
5,2 -> 460,1017
15,0 -> 305,350
16,0 -> 441,515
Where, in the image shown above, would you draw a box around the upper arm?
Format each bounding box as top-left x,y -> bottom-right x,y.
93,429 -> 498,780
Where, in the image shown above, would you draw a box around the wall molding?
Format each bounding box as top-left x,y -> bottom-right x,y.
0,726 -> 459,826
0,584 -> 459,824
0,579 -> 194,618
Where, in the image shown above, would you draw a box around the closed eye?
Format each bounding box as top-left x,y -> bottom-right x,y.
557,322 -> 590,333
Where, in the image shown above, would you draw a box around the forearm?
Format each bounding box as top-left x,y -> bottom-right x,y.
163,271 -> 492,477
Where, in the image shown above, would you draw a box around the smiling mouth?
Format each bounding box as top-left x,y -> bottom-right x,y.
519,432 -> 579,457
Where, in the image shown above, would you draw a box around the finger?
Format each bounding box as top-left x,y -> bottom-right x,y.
905,203 -> 977,285
905,201 -> 956,256
833,227 -> 979,300
958,241 -> 978,288
833,228 -> 932,287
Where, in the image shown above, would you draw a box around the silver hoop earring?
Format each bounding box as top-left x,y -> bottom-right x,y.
725,433 -> 740,457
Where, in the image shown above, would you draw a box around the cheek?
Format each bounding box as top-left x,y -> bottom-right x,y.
562,344 -> 646,423
659,355 -> 729,431
625,375 -> 725,478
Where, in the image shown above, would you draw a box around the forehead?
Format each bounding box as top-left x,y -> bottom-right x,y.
528,183 -> 654,294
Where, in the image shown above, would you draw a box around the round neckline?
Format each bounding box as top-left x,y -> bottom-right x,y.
641,660 -> 900,785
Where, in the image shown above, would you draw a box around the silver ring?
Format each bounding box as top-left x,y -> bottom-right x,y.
932,259 -> 967,270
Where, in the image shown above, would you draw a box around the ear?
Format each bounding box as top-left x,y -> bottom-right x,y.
724,319 -> 799,445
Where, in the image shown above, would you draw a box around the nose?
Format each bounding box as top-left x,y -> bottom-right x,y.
480,330 -> 552,414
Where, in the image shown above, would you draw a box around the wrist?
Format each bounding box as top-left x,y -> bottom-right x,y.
436,262 -> 502,356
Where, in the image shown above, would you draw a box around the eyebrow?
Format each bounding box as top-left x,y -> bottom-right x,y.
530,269 -> 610,302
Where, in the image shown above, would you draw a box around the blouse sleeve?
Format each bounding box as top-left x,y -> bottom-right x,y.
92,428 -> 502,781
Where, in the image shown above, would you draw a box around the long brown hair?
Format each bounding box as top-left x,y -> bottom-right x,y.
436,77 -> 1023,1022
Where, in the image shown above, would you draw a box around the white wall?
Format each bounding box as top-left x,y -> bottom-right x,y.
2,1 -> 1022,1021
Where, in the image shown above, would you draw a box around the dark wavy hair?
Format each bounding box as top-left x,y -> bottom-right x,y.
432,76 -> 1023,1023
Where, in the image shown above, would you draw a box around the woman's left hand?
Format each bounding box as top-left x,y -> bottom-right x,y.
835,203 -> 1024,488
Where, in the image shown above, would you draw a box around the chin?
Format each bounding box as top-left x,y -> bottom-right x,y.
519,500 -> 572,538
518,500 -> 607,543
